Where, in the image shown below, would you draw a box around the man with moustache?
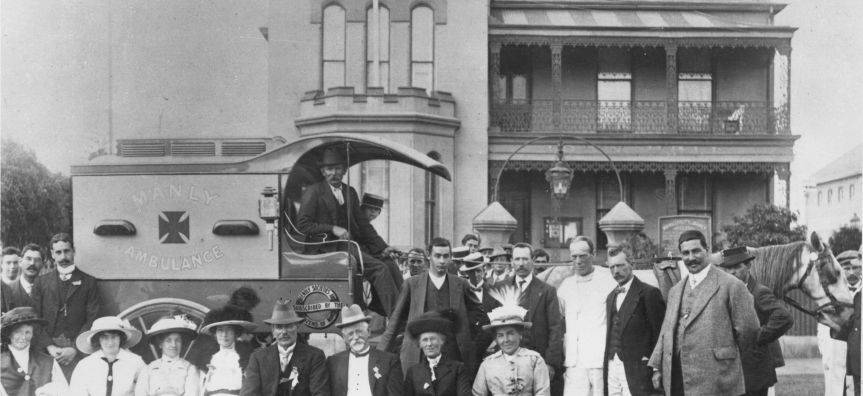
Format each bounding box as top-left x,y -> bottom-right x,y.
377,237 -> 483,378
818,250 -> 861,396
30,233 -> 101,381
648,230 -> 759,396
241,300 -> 329,396
558,236 -> 617,396
455,252 -> 497,360
485,246 -> 512,286
296,147 -> 403,317
1,246 -> 21,286
327,304 -> 403,396
8,244 -> 46,309
603,247 -> 666,396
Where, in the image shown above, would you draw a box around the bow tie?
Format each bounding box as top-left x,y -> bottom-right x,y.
614,287 -> 626,294
351,348 -> 370,358
470,286 -> 482,293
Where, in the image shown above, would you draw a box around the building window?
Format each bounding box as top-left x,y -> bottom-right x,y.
851,184 -> 856,200
678,48 -> 713,133
597,47 -> 632,132
678,174 -> 713,221
596,173 -> 631,250
425,152 -> 440,245
366,6 -> 390,92
497,47 -> 531,103
838,187 -> 844,202
411,6 -> 434,92
322,5 -> 346,89
361,160 -> 389,241
818,191 -> 822,206
828,189 -> 833,204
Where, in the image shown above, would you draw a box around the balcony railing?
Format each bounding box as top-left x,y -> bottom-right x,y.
490,100 -> 782,135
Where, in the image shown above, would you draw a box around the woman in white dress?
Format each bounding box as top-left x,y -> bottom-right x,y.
70,316 -> 145,396
134,313 -> 200,396
197,304 -> 258,396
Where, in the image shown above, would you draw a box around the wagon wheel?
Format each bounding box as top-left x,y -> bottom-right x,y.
117,298 -> 210,362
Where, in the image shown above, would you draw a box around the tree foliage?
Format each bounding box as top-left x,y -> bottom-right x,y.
829,225 -> 862,254
721,204 -> 807,248
618,232 -> 666,269
1,139 -> 72,249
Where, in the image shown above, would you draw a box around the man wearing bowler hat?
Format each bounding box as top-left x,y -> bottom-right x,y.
296,147 -> 403,318
327,304 -> 403,396
716,246 -> 793,396
240,301 -> 329,396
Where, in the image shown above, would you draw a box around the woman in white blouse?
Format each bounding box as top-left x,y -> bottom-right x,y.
197,304 -> 258,396
0,307 -> 68,396
70,316 -> 145,396
134,313 -> 200,396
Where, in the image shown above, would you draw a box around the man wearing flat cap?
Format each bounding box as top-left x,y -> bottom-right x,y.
403,309 -> 471,396
838,250 -> 862,293
296,147 -> 403,318
241,301 -> 329,396
327,304 -> 403,396
717,246 -> 794,396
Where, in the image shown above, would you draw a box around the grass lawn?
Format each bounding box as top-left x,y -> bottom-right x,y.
774,374 -> 824,396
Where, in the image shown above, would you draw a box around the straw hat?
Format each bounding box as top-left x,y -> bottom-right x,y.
1,307 -> 48,340
76,316 -> 142,354
145,312 -> 199,342
407,309 -> 459,339
263,300 -> 305,325
488,245 -> 511,261
361,193 -> 385,209
456,252 -> 486,272
335,304 -> 372,329
452,246 -> 470,260
482,286 -> 532,332
717,246 -> 755,267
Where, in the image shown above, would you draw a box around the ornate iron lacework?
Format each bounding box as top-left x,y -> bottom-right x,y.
488,36 -> 792,50
488,161 -> 788,175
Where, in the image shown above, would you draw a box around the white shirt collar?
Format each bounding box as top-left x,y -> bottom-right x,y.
689,264 -> 711,288
849,280 -> 861,292
619,276 -> 634,292
56,264 -> 76,275
429,272 -> 446,289
278,343 -> 295,358
427,355 -> 441,367
9,345 -> 30,369
516,273 -> 533,290
19,276 -> 33,294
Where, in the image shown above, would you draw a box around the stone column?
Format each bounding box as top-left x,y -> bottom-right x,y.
664,167 -> 678,215
490,43 -> 502,104
775,45 -> 792,135
665,44 -> 678,134
598,201 -> 645,250
551,44 -> 563,130
777,165 -> 791,209
473,202 -> 518,248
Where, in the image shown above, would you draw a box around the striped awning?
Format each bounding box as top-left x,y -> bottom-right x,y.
490,9 -> 763,29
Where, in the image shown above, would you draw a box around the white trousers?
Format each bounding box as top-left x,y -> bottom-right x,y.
818,324 -> 853,396
606,356 -> 632,396
564,367 -> 603,396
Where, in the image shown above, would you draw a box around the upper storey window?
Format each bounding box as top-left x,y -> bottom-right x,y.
597,47 -> 632,131
323,5 -> 346,89
366,6 -> 391,92
411,6 -> 434,92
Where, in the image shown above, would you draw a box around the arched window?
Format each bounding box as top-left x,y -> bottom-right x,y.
322,5 -> 346,89
838,187 -> 844,202
367,6 -> 390,92
425,152 -> 440,244
411,6 -> 434,92
828,189 -> 833,204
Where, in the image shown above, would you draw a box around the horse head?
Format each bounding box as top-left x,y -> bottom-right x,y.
798,231 -> 855,331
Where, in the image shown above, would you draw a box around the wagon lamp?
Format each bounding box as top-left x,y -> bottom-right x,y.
259,187 -> 280,250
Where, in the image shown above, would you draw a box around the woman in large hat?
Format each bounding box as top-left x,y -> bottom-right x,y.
402,309 -> 471,396
1,307 -> 68,395
197,289 -> 259,396
472,287 -> 550,396
69,316 -> 145,396
134,311 -> 200,396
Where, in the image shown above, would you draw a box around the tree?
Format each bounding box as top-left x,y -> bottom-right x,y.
829,225 -> 862,254
1,139 -> 73,249
721,204 -> 807,248
617,232 -> 666,269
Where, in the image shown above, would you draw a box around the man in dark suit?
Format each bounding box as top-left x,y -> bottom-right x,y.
603,247 -> 666,396
378,237 -> 484,378
403,309 -> 472,396
327,304 -> 403,396
8,244 -> 46,309
30,233 -> 100,381
296,147 -> 402,317
456,252 -> 498,360
241,300 -> 329,396
648,230 -> 760,396
506,243 -> 563,382
717,246 -> 794,396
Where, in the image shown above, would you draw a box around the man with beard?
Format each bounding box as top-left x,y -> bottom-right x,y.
296,147 -> 403,317
648,230 -> 759,396
30,233 -> 101,381
1,246 -> 21,286
241,301 -> 329,396
377,237 -> 483,378
8,244 -> 46,309
327,304 -> 403,396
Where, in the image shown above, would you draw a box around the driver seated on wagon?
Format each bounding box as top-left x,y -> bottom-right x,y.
296,147 -> 404,317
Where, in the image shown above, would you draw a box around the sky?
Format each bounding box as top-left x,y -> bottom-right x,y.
1,0 -> 861,221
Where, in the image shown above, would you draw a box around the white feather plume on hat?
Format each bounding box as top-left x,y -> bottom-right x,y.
483,285 -> 532,331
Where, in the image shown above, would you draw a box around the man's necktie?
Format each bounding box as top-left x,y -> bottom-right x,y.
470,285 -> 482,293
280,353 -> 289,372
519,280 -> 526,292
59,273 -> 71,282
101,358 -> 116,396
332,186 -> 345,205
428,357 -> 440,381
691,279 -> 697,290
614,287 -> 626,294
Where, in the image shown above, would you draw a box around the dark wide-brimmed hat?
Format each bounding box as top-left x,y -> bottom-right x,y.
263,300 -> 305,325
145,312 -> 199,342
407,309 -> 459,339
200,305 -> 259,335
76,316 -> 142,354
361,193 -> 384,209
1,307 -> 48,339
456,252 -> 486,272
717,246 -> 755,267
478,245 -> 494,254
488,245 -> 511,261
335,304 -> 372,329
319,147 -> 346,167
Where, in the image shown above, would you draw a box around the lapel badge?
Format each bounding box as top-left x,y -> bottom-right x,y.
424,382 -> 430,389
373,366 -> 382,379
72,280 -> 82,286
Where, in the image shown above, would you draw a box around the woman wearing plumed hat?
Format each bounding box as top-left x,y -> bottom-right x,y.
1,307 -> 68,396
403,309 -> 471,396
197,298 -> 259,396
134,311 -> 200,396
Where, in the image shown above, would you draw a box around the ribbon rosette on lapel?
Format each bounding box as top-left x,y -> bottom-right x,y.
373,366 -> 381,379
288,366 -> 299,389
72,280 -> 81,286
423,382 -> 430,389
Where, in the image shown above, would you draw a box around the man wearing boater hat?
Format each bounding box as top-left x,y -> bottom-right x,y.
716,246 -> 793,396
326,304 -> 403,396
240,301 -> 329,396
360,193 -> 385,223
296,147 -> 403,318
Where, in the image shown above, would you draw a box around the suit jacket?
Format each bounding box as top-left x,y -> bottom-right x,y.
240,342 -> 330,396
473,283 -> 499,359
832,291 -> 861,378
404,356 -> 471,396
296,180 -> 387,255
647,266 -> 759,396
1,281 -> 13,314
499,275 -> 563,368
742,276 -> 794,391
30,268 -> 100,351
377,272 -> 483,377
603,276 -> 666,396
326,348 -> 403,396
8,278 -> 32,310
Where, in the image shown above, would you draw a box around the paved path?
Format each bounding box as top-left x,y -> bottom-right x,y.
777,358 -> 824,376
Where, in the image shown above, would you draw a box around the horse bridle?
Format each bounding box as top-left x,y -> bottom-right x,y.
783,247 -> 855,317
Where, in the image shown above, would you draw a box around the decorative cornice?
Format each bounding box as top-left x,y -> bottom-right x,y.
488,35 -> 792,49
489,160 -> 789,174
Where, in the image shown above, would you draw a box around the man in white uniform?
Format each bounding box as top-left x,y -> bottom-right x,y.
558,236 -> 618,396
818,250 -> 861,396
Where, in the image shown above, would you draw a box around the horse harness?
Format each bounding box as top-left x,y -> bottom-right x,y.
783,248 -> 855,318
